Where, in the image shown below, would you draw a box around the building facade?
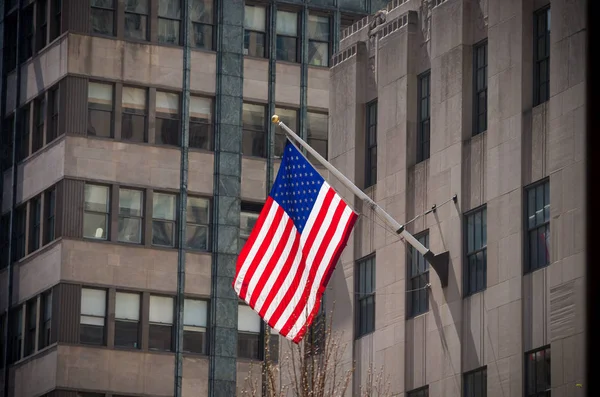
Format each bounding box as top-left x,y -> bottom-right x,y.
326,0 -> 586,396
0,1 -> 395,397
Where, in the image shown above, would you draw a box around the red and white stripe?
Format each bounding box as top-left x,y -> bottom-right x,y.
233,181 -> 357,342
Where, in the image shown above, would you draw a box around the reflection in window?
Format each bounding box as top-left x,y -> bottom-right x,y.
186,197 -> 209,250
244,5 -> 266,58
242,103 -> 266,157
80,288 -> 107,345
191,0 -> 213,50
274,107 -> 297,157
84,184 -> 110,240
88,82 -> 114,138
118,188 -> 144,244
90,0 -> 115,36
122,87 -> 147,142
526,180 -> 550,273
115,291 -> 141,348
152,192 -> 177,247
183,299 -> 207,354
525,346 -> 550,397
156,91 -> 180,146
149,295 -> 173,351
125,0 -> 149,40
307,14 -> 330,67
464,207 -> 487,296
307,112 -> 328,161
189,96 -> 212,150
407,232 -> 429,318
158,0 -> 181,44
276,11 -> 298,62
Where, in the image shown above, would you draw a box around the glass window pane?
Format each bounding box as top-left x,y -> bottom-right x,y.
467,213 -> 474,253
126,0 -> 148,13
190,96 -> 211,122
528,188 -> 536,228
153,193 -> 176,220
240,211 -> 259,237
122,113 -> 146,142
88,82 -> 113,110
91,8 -> 114,35
158,0 -> 180,18
482,208 -> 487,246
244,30 -> 265,57
88,109 -> 112,137
276,36 -> 297,62
244,5 -> 265,31
158,18 -> 180,44
118,217 -> 142,243
119,189 -> 143,217
92,0 -> 113,6
123,87 -> 147,114
149,296 -> 173,323
81,289 -> 106,316
307,112 -> 328,140
115,292 -> 140,320
238,305 -> 260,333
308,41 -> 329,67
544,182 -> 550,222
85,185 -> 109,212
189,122 -> 211,150
277,11 -> 297,35
536,185 -> 544,225
193,22 -> 213,49
274,132 -> 286,157
308,14 -> 329,41
242,103 -> 265,130
186,224 -> 207,250
530,230 -> 538,270
474,211 -> 482,249
184,299 -> 207,327
191,0 -> 213,23
84,213 -> 108,239
125,13 -> 147,40
187,197 -> 209,223
275,108 -> 298,131
152,220 -> 174,246
156,118 -> 179,146
156,92 -> 180,117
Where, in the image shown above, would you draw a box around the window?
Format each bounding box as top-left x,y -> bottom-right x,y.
50,0 -> 62,41
115,291 -> 140,348
526,180 -> 550,273
0,315 -> 4,367
307,14 -> 330,67
356,255 -> 375,338
10,307 -> 23,363
307,112 -> 328,161
189,96 -> 212,150
39,290 -> 52,349
37,0 -> 48,51
242,103 -> 266,157
24,299 -> 37,356
84,184 -> 110,240
4,14 -> 18,72
80,288 -> 106,345
149,295 -> 173,350
118,188 -> 143,244
0,215 -> 10,269
158,0 -> 181,45
121,86 -> 147,142
90,0 -> 115,36
48,86 -> 60,143
18,106 -> 30,162
152,192 -> 177,247
417,71 -> 431,163
408,387 -> 429,397
525,346 -> 550,397
276,10 -> 298,62
124,0 -> 148,40
183,299 -> 207,354
191,0 -> 214,50
156,91 -> 180,146
20,4 -> 34,62
464,367 -> 487,397
240,203 -> 261,248
306,296 -> 325,355
186,197 -> 209,250
29,196 -> 42,253
408,232 -> 429,318
533,7 -> 551,106
13,206 -> 27,261
244,5 -> 266,58
88,82 -> 114,138
464,207 -> 487,296
274,107 -> 297,157
32,96 -> 46,153
238,304 -> 261,359
44,188 -> 56,244
366,101 -> 377,187
2,114 -> 14,172
473,40 -> 487,135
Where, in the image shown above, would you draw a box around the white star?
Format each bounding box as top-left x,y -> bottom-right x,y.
303,164 -> 306,168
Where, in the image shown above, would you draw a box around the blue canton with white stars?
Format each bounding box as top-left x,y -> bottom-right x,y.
270,142 -> 325,233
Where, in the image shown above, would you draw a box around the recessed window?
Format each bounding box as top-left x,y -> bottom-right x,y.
276,10 -> 298,62
32,96 -> 46,154
525,346 -> 550,397
0,315 -> 5,366
408,232 -> 429,318
50,0 -> 62,41
158,0 -> 181,45
356,255 -> 375,338
408,386 -> 429,397
238,305 -> 261,359
4,13 -> 18,72
152,192 -> 177,247
88,82 -> 114,138
124,0 -> 149,41
307,14 -> 330,67
90,0 -> 115,36
240,205 -> 260,248
29,196 -> 42,253
533,7 -> 551,106
13,206 -> 26,261
525,180 -> 550,273
122,86 -> 147,143
473,40 -> 488,135
191,0 -> 214,50
48,86 -> 60,144
84,184 -> 110,240
183,299 -> 207,354
115,291 -> 140,349
18,106 -> 30,162
1,115 -> 14,172
118,188 -> 144,244
242,103 -> 266,157
365,101 -> 377,187
20,5 -> 34,62
80,288 -> 107,345
464,367 -> 487,397
186,197 -> 209,251
24,299 -> 37,356
274,107 -> 297,157
39,289 -> 52,349
37,0 -> 48,51
464,207 -> 487,296
0,215 -> 10,269
156,91 -> 180,146
44,188 -> 56,245
307,111 -> 328,161
244,5 -> 266,58
189,96 -> 212,150
149,295 -> 174,351
10,307 -> 23,363
417,71 -> 431,163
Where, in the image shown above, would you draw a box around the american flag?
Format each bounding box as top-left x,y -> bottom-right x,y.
233,142 -> 358,343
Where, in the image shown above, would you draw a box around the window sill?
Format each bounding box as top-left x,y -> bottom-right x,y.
16,133 -> 66,167
7,342 -> 58,368
354,330 -> 375,340
275,59 -> 301,67
406,311 -> 429,320
14,237 -> 63,270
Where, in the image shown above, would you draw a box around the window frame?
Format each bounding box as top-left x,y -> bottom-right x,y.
24,298 -> 37,357
188,95 -> 214,151
87,81 -> 115,139
185,196 -> 210,251
240,202 -> 263,249
473,39 -> 488,136
524,345 -> 551,397
80,287 -> 107,346
242,102 -> 267,158
124,0 -> 149,41
533,6 -> 551,106
306,110 -> 328,161
464,366 -> 487,397
365,100 -> 378,188
20,4 -> 34,62
18,105 -> 31,162
118,187 -> 145,244
307,12 -> 331,67
48,85 -> 60,144
273,106 -> 298,158
121,85 -> 148,143
29,195 -> 42,253
13,205 -> 27,262
90,0 -> 116,37
32,95 -> 46,154
152,191 -> 178,248
524,178 -> 550,274
149,294 -> 175,351
407,386 -> 429,397
158,0 -> 183,45
155,90 -> 181,146
50,0 -> 62,41
10,307 -> 23,363
237,304 -> 263,360
464,206 -> 487,297
417,70 -> 431,163
183,298 -> 208,354
39,289 -> 52,349
275,9 -> 300,63
44,188 -> 56,244
355,254 -> 376,339
114,290 -> 142,349
83,183 -> 111,241
243,3 -> 268,58
191,0 -> 215,50
407,231 -> 429,318
37,0 -> 49,52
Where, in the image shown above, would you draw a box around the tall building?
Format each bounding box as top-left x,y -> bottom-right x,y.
326,0 -> 586,396
0,1 -> 394,396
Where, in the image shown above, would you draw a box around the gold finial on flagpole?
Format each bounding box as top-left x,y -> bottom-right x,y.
271,114 -> 280,124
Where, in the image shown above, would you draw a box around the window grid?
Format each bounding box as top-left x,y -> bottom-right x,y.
473,40 -> 487,135
11,307 -> 23,363
355,255 -> 375,338
242,103 -> 267,157
115,291 -> 141,349
83,184 -> 110,240
183,298 -> 208,354
44,188 -> 56,244
20,5 -> 34,62
306,111 -> 328,161
0,215 -> 10,269
464,207 -> 487,296
18,107 -> 30,162
48,86 -> 60,143
32,97 -> 46,154
149,295 -> 174,351
158,0 -> 182,45
124,0 -> 149,41
525,346 -> 551,397
464,367 -> 487,397
152,192 -> 177,247
417,71 -> 431,163
408,232 -> 429,318
526,180 -> 550,273
121,86 -> 147,143
274,107 -> 298,158
191,0 -> 214,50
50,0 -> 62,41
88,82 -> 114,138
155,91 -> 180,146
238,304 -> 262,360
39,290 -> 52,349
533,7 -> 551,106
185,197 -> 210,251
2,115 -> 14,172
276,10 -> 299,63
366,101 -> 377,187
29,196 -> 42,253
13,206 -> 27,261
90,0 -> 115,36
244,4 -> 267,58
25,299 -> 37,356
80,288 -> 107,346
408,386 -> 429,397
307,13 -> 330,67
118,188 -> 144,244
37,0 -> 48,51
189,95 -> 213,150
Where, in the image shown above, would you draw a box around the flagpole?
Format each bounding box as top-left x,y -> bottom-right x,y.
271,114 -> 451,287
